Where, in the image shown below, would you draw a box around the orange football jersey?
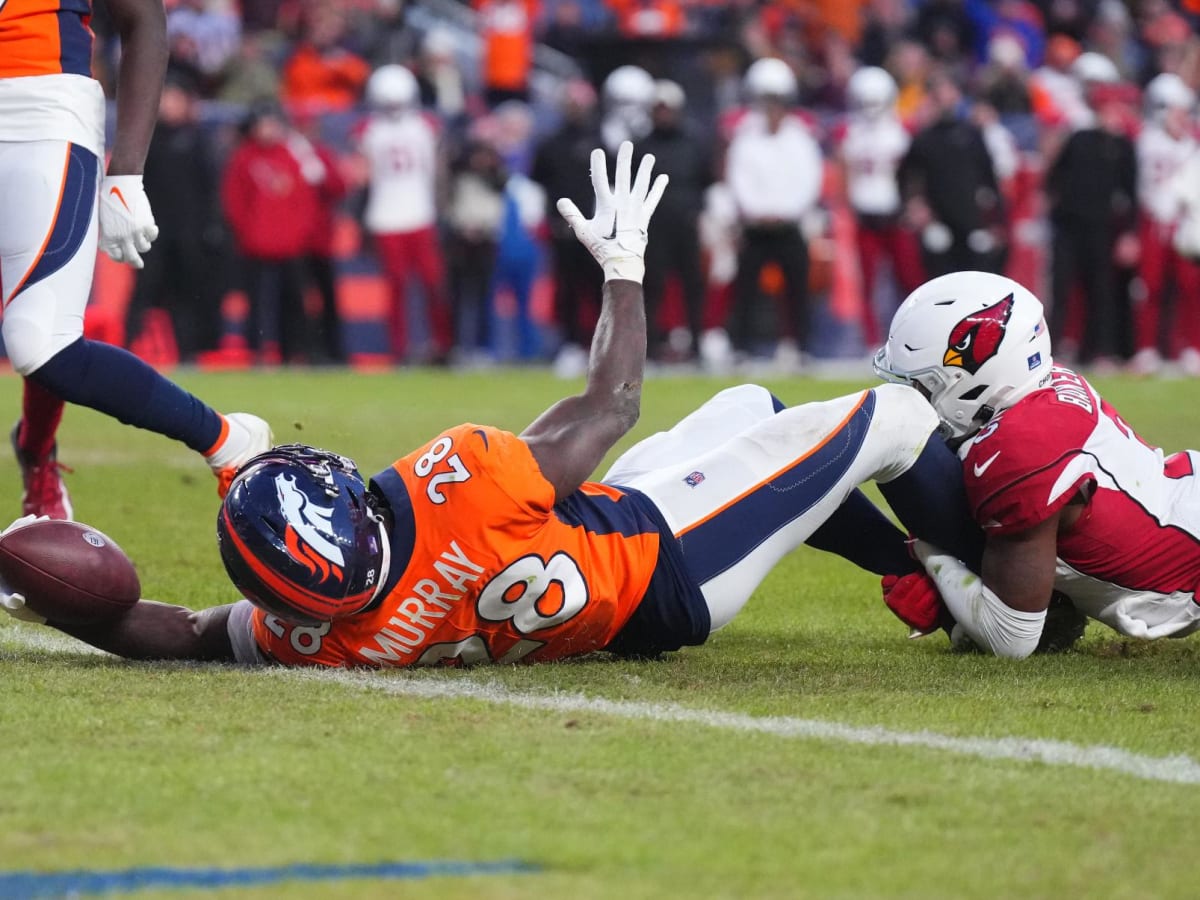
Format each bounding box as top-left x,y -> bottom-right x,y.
251,425 -> 689,667
0,0 -> 94,78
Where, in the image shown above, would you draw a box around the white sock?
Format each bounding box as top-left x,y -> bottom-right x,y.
205,413 -> 273,470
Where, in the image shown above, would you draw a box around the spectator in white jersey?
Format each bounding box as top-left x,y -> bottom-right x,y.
357,64 -> 454,365
1171,147 -> 1200,265
837,65 -> 924,350
1130,73 -> 1200,376
725,57 -> 823,367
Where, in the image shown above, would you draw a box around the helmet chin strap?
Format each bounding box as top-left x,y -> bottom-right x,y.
368,514 -> 392,605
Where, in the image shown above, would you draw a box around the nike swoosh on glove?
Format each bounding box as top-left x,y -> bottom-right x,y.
556,141 -> 668,284
881,571 -> 951,635
99,175 -> 160,269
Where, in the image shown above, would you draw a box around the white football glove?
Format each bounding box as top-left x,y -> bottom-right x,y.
556,141 -> 668,284
99,175 -> 159,269
0,588 -> 44,625
0,516 -> 47,623
2,514 -> 46,536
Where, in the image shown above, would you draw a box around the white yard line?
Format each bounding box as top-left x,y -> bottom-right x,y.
5,624 -> 1199,785
276,667 -> 1200,786
0,625 -> 107,655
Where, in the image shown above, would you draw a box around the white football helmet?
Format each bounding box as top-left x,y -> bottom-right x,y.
1070,51 -> 1119,86
847,66 -> 897,118
603,65 -> 655,109
601,65 -> 655,149
366,64 -> 418,111
1144,73 -> 1195,122
654,78 -> 686,111
745,57 -> 797,101
873,272 -> 1053,441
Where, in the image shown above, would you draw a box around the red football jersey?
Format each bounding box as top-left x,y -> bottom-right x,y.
961,367 -> 1200,601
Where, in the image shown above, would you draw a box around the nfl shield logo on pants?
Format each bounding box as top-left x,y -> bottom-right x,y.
684,471 -> 705,487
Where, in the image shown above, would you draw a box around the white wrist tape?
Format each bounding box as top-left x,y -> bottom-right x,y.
602,255 -> 645,284
912,540 -> 1046,659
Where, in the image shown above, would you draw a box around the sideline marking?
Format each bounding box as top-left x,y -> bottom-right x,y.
0,625 -> 107,656
0,860 -> 537,898
5,625 -> 1200,786
279,667 -> 1200,786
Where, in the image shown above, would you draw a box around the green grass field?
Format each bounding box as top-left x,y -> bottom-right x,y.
3,367 -> 1199,899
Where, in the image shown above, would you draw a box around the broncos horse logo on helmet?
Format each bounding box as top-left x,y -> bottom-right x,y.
874,272 -> 1052,442
217,444 -> 390,624
275,472 -> 345,582
943,293 -> 1014,375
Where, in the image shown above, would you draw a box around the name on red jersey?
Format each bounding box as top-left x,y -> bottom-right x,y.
1049,369 -> 1094,414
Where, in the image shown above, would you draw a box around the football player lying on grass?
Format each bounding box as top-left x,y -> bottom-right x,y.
0,143 -> 1068,667
875,270 -> 1200,658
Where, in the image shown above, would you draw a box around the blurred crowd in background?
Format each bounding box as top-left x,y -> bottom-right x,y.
81,0 -> 1200,377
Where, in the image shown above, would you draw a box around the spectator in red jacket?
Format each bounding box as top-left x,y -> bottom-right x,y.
291,116 -> 348,364
221,104 -> 318,364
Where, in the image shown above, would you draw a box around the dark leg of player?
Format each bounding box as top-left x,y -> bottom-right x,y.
806,490 -> 918,575
877,435 -> 985,570
25,336 -> 226,453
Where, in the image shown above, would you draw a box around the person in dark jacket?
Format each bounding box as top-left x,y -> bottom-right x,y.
638,80 -> 712,361
1045,84 -> 1139,365
898,70 -> 1007,278
531,79 -> 603,373
125,73 -> 222,362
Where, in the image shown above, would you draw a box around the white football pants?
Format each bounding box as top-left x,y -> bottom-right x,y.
603,383 -> 937,631
0,140 -> 100,374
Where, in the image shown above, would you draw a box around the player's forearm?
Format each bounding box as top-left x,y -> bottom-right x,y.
106,0 -> 168,175
52,600 -> 236,662
522,279 -> 644,497
913,541 -> 1045,659
553,278 -> 646,452
583,278 -> 646,426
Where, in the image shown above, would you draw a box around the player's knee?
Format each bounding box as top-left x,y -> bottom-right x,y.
710,384 -> 777,415
1,310 -> 64,376
869,383 -> 940,449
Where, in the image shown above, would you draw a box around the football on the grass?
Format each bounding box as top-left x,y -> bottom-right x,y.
0,520 -> 140,625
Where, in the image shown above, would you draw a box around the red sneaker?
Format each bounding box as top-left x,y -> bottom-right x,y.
11,425 -> 73,520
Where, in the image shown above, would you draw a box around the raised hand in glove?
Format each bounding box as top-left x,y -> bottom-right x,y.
881,570 -> 951,635
99,175 -> 159,269
556,140 -> 668,284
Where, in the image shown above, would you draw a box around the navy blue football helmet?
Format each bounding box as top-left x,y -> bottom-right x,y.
216,444 -> 388,624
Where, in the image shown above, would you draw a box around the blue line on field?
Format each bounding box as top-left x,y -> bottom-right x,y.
0,859 -> 538,898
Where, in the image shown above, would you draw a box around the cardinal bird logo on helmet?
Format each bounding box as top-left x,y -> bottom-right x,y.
943,294 -> 1014,375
